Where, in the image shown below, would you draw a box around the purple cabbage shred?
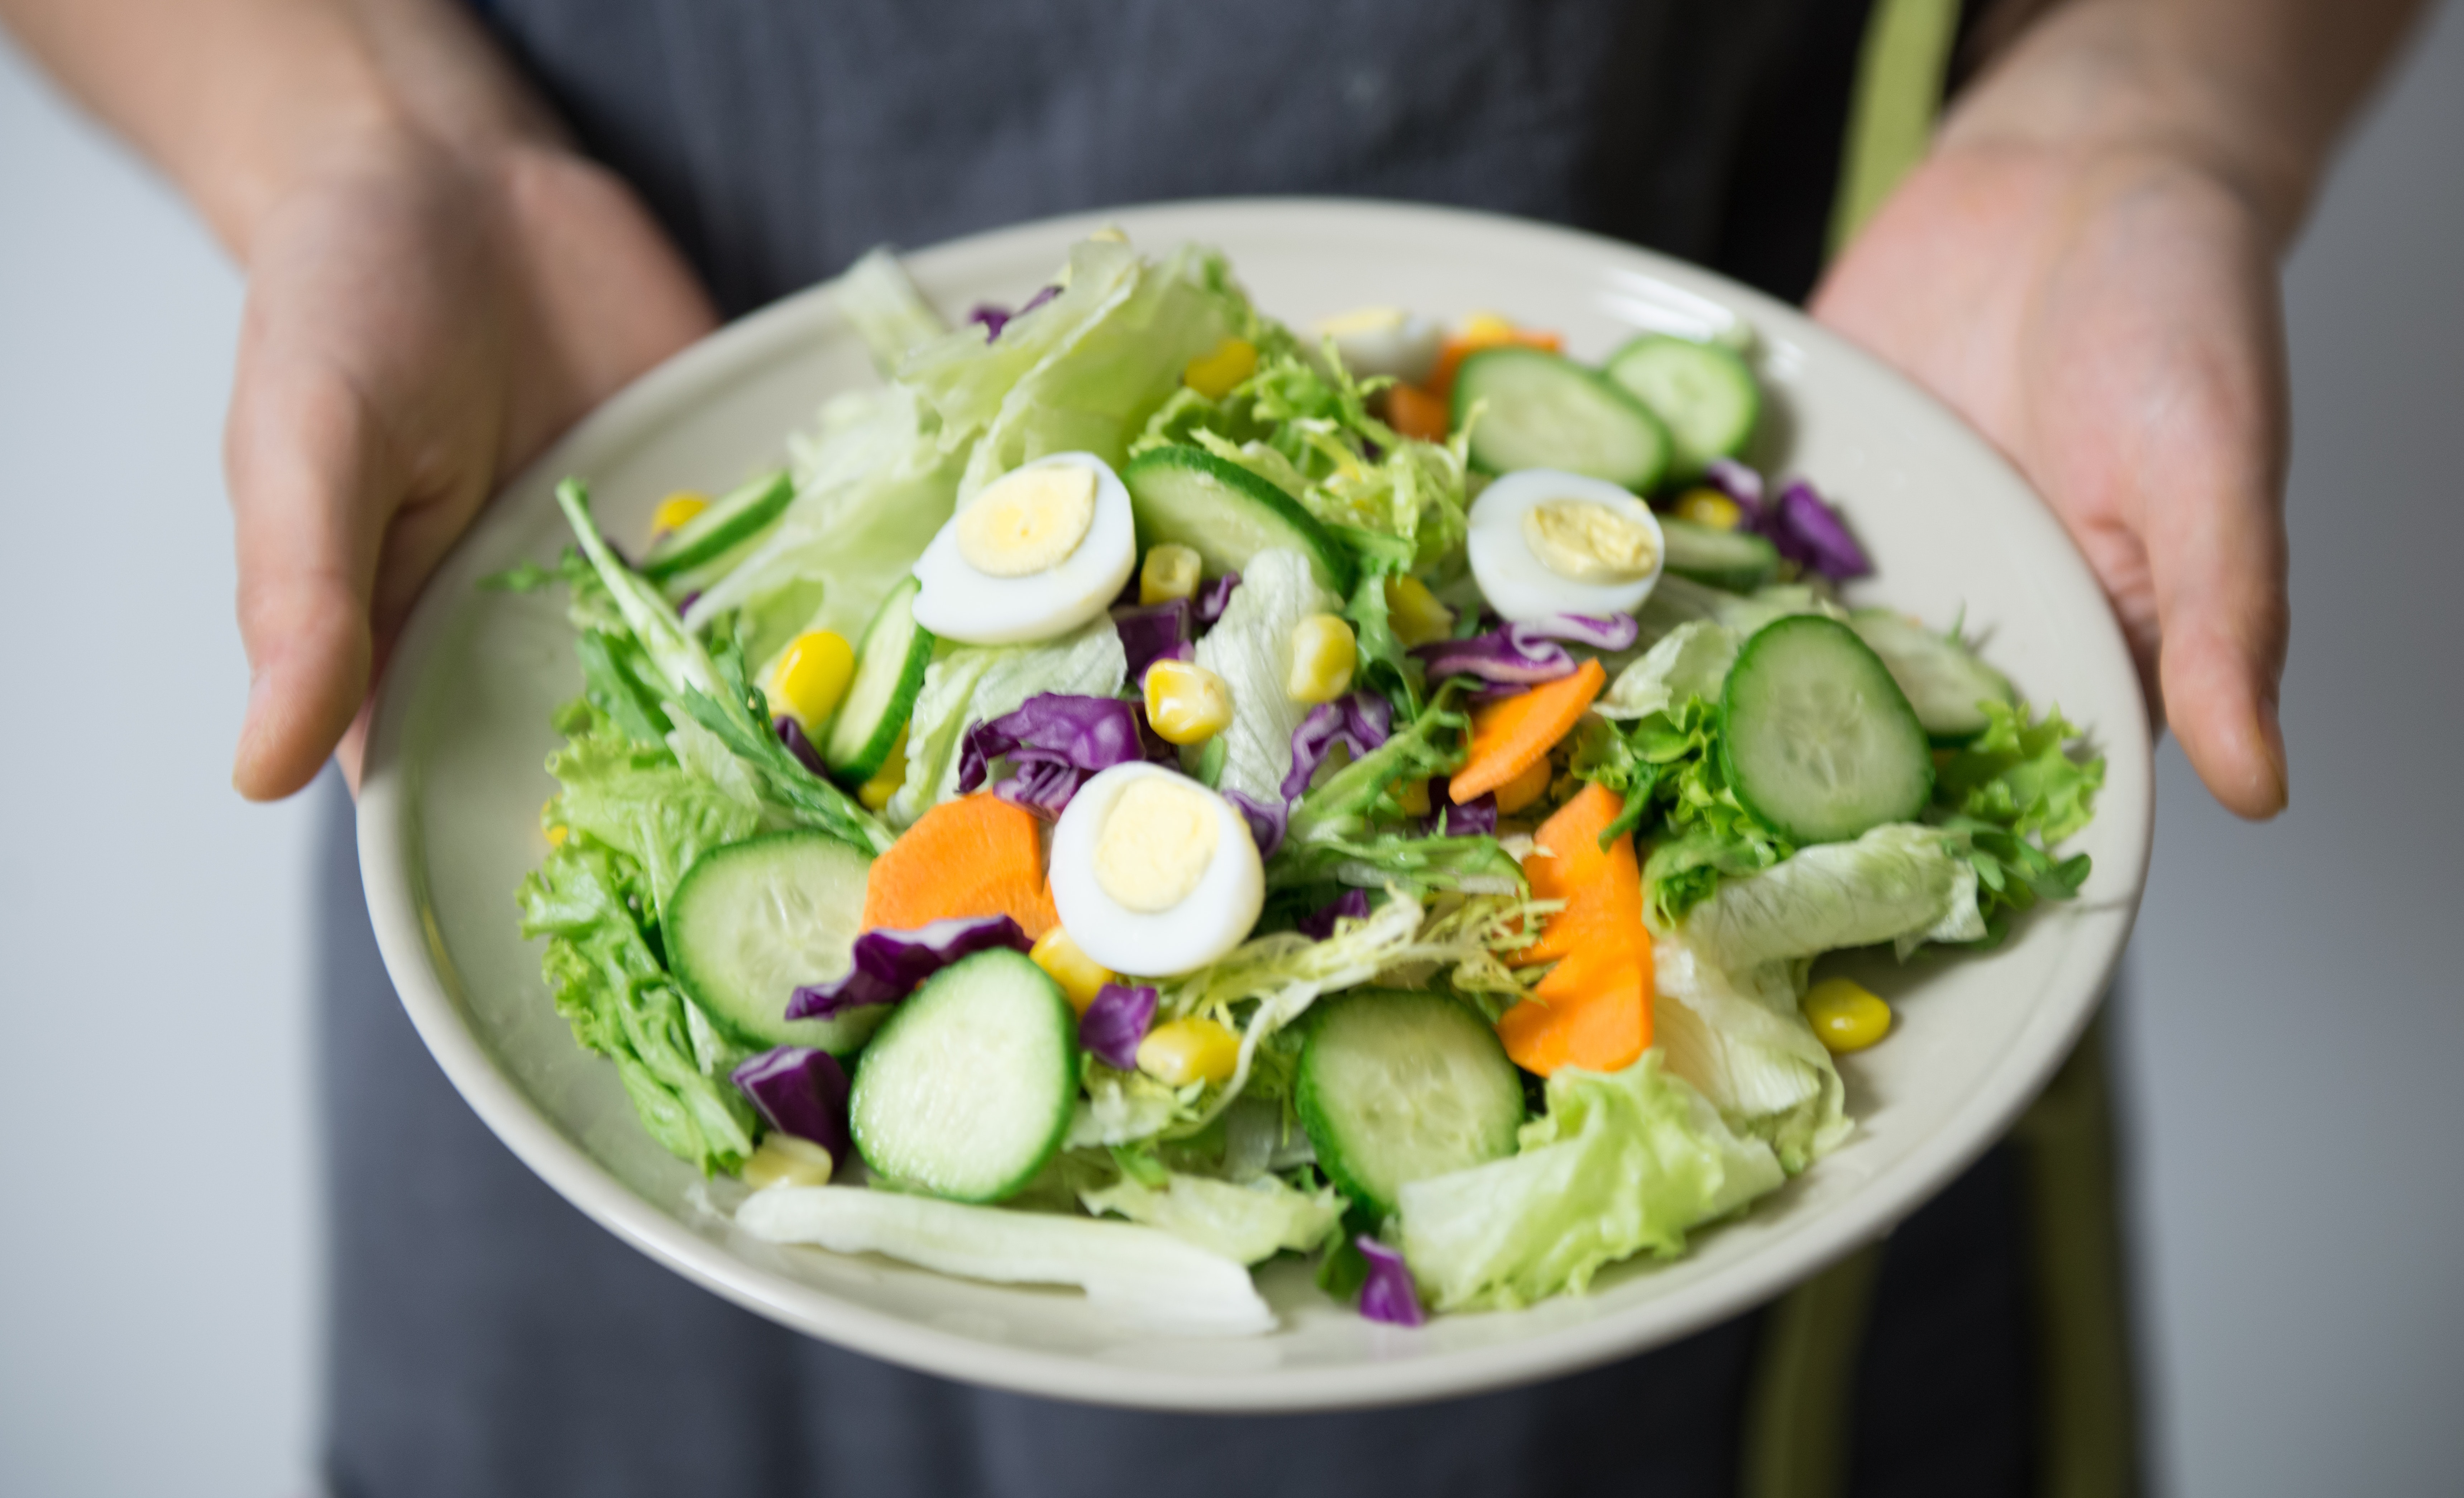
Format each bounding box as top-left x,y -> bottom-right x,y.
1281,692 -> 1394,802
1295,888 -> 1371,941
729,1047 -> 852,1165
1223,789 -> 1287,859
967,283 -> 1059,342
1703,463 -> 1871,582
1195,572 -> 1241,625
1411,614 -> 1638,685
1355,1236 -> 1426,1327
1078,983 -> 1159,1071
773,716 -> 827,777
1431,792 -> 1498,838
1703,457 -> 1767,510
958,694 -> 1149,817
1112,599 -> 1195,684
785,915 -> 1032,1019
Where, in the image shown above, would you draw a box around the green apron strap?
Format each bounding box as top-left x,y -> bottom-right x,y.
2010,1013 -> 2145,1498
1827,0 -> 1962,255
1739,1242 -> 1885,1498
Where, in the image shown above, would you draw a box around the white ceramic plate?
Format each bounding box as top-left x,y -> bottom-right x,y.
359,198 -> 2152,1412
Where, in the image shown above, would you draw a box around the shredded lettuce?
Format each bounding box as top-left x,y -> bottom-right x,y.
1398,1053 -> 1783,1311
546,712 -> 764,922
886,616 -> 1128,827
1596,621 -> 1741,721
1928,700 -> 2104,937
832,245 -> 950,373
1079,1169 -> 1344,1265
1192,549 -> 1339,811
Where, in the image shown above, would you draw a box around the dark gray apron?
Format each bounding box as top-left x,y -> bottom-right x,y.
319,3 -> 2084,1492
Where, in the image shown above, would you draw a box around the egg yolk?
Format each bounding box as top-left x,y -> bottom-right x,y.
1522,499 -> 1657,584
956,465 -> 1097,577
1093,776 -> 1220,914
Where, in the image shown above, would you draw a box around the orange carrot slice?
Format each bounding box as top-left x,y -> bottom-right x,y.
1449,659 -> 1605,804
1497,782 -> 1652,1076
861,793 -> 1058,938
1384,382 -> 1453,441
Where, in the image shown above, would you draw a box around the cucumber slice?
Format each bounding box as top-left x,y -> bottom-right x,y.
822,575 -> 935,784
1296,989 -> 1523,1224
1603,335 -> 1761,479
1845,608 -> 2018,744
1659,516 -> 1781,592
1718,615 -> 1933,845
666,831 -> 881,1055
1119,446 -> 1357,597
640,471 -> 795,583
1451,346 -> 1670,493
849,949 -> 1077,1202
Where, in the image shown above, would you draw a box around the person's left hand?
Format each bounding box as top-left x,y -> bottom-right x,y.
1813,137 -> 2291,819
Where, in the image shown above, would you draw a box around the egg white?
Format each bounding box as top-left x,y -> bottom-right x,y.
1314,308 -> 1443,386
911,451 -> 1137,645
1466,468 -> 1667,622
1048,762 -> 1265,978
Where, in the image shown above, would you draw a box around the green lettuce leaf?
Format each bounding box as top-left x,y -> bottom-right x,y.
1079,1170 -> 1345,1265
885,614 -> 1128,827
1596,621 -> 1740,721
1651,934 -> 1848,1173
1397,1052 -> 1783,1311
1678,822 -> 1985,972
1927,700 -> 2104,937
518,841 -> 756,1174
832,245 -> 950,373
1192,548 -> 1340,811
546,715 -> 764,922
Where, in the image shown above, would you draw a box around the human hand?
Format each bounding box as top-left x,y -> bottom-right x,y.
1814,136 -> 2290,819
225,128 -> 715,799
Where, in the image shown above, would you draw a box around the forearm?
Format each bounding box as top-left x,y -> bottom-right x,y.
1949,0 -> 2429,247
0,0 -> 557,260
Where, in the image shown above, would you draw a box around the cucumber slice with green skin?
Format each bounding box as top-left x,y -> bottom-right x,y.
1451,346 -> 1670,493
1119,446 -> 1357,597
1658,516 -> 1781,592
822,575 -> 935,784
1718,615 -> 1934,845
849,949 -> 1077,1202
1846,608 -> 2017,744
666,830 -> 881,1055
1603,335 -> 1761,480
1296,989 -> 1524,1225
640,470 -> 795,582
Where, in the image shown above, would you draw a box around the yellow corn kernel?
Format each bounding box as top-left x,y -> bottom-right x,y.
1383,574 -> 1456,648
541,798 -> 569,846
546,824 -> 569,848
1286,613 -> 1358,703
1393,777 -> 1432,818
767,630 -> 856,730
857,724 -> 909,811
1137,1016 -> 1241,1088
741,1134 -> 836,1190
1139,543 -> 1203,606
1183,337 -> 1259,399
1803,977 -> 1893,1054
1458,311 -> 1517,343
650,491 -> 711,539
1143,659 -> 1233,745
1494,755 -> 1554,815
1030,927 -> 1119,1015
1672,487 -> 1744,531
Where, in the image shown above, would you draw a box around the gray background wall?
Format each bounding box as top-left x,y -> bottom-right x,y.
0,7 -> 2456,1494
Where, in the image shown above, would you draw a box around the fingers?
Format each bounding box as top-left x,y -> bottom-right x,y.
225,316 -> 388,802
2145,452 -> 2291,819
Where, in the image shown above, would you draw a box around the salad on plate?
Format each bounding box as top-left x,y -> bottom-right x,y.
498,233 -> 2103,1336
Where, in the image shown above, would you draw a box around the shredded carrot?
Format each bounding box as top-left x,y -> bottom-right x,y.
860,793 -> 1057,938
1497,782 -> 1652,1075
1493,754 -> 1555,815
1429,327 -> 1562,401
1384,382 -> 1453,442
1449,659 -> 1605,804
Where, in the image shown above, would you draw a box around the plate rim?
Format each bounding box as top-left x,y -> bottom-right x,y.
358,195 -> 2154,1412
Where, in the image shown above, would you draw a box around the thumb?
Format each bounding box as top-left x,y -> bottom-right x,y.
2149,478 -> 2291,819
225,336 -> 389,802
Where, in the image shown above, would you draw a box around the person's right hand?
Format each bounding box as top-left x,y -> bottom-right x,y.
225,126 -> 716,799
